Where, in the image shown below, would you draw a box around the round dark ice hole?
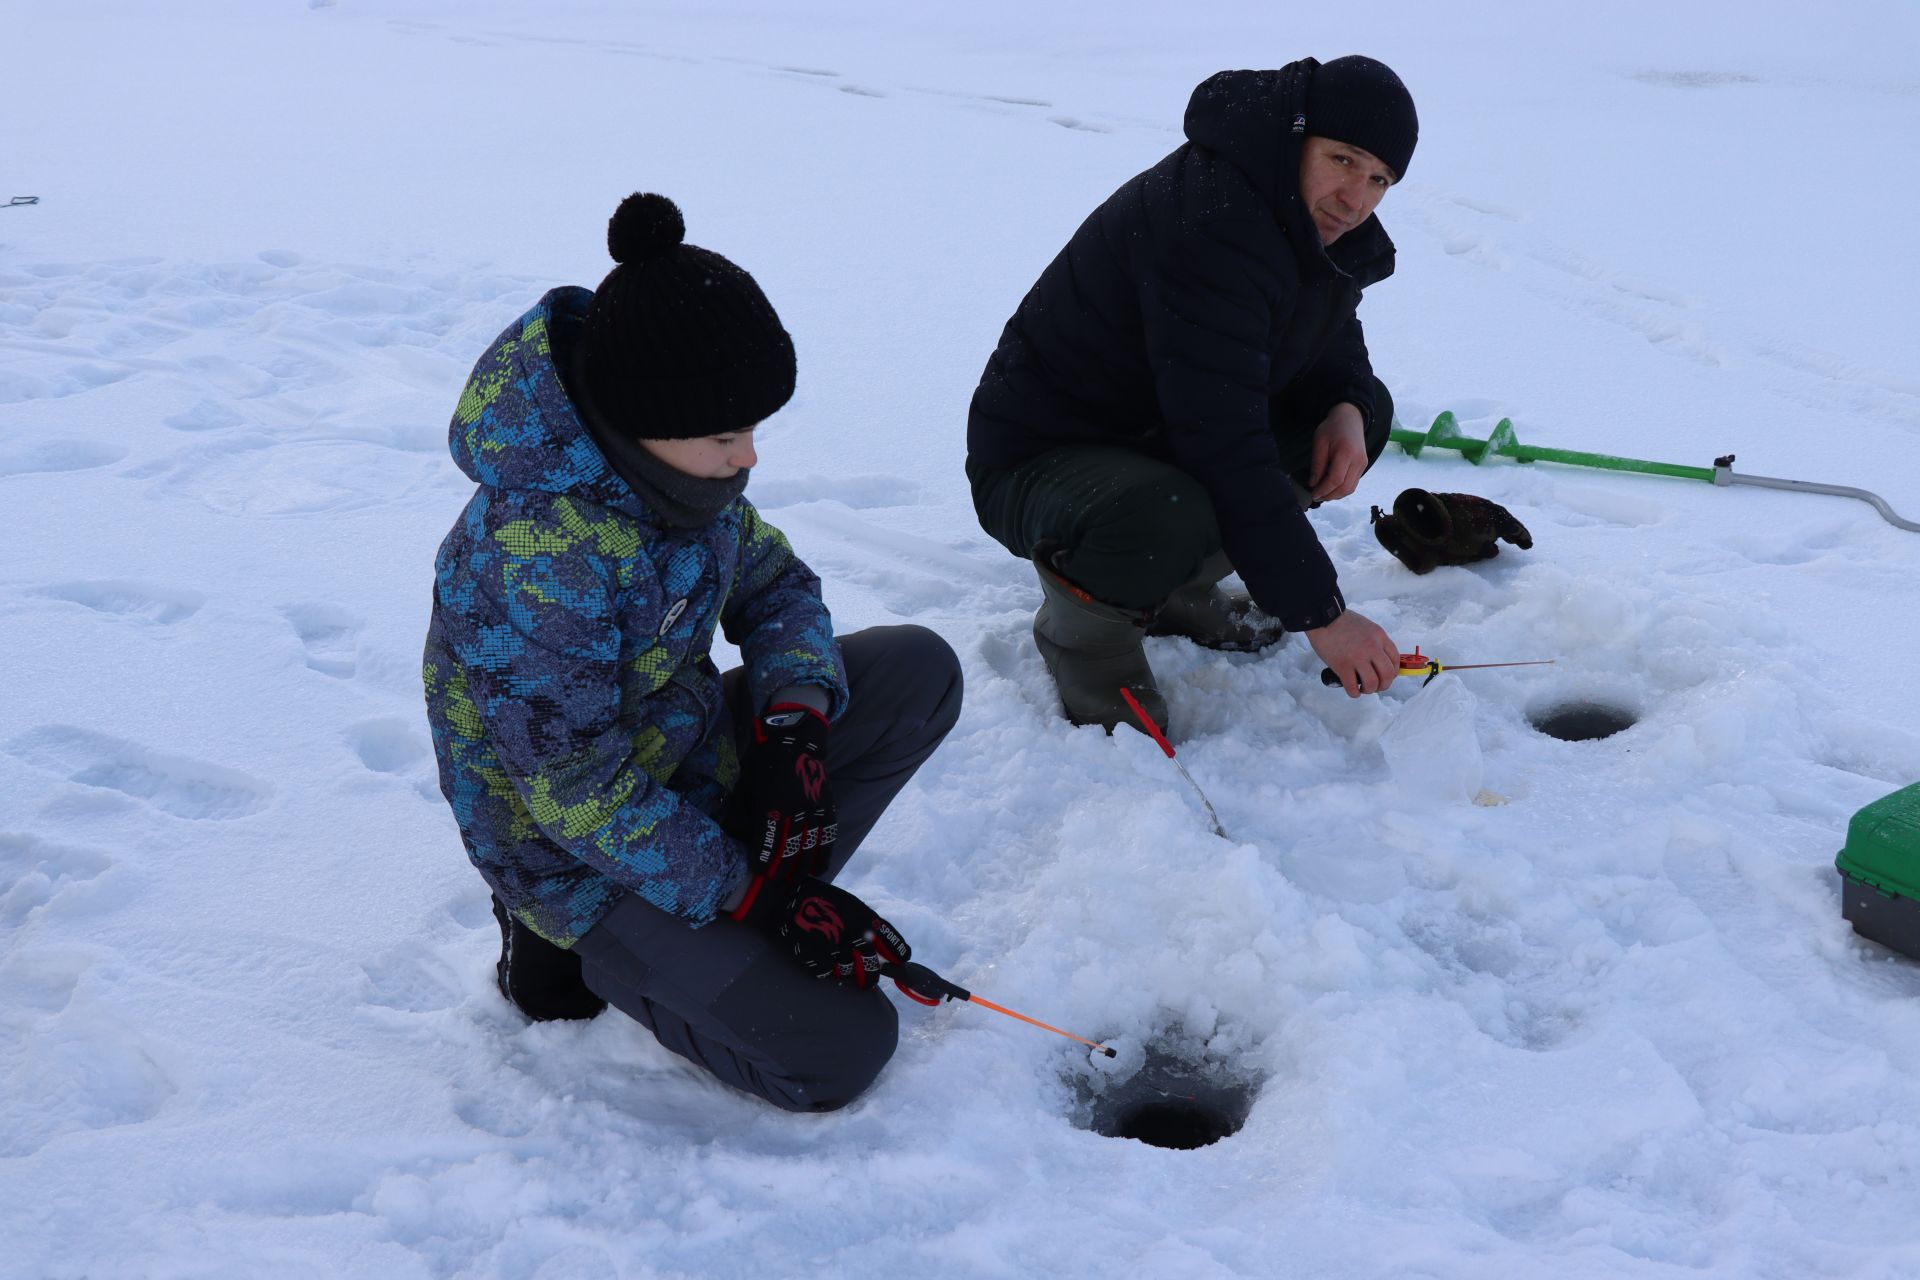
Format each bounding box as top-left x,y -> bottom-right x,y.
1530,702 -> 1637,742
1112,1099 -> 1239,1150
1082,1051 -> 1257,1150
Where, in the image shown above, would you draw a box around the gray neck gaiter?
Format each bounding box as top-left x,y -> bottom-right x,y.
569,344 -> 750,528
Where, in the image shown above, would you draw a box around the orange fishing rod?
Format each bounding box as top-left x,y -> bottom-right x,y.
884,961 -> 1117,1057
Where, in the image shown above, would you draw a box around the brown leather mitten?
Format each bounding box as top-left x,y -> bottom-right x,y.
1377,489 -> 1532,572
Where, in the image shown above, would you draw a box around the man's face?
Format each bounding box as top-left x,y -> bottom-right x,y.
639,427 -> 759,479
1297,136 -> 1396,245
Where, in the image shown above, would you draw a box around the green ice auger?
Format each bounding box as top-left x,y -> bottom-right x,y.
1390,411 -> 1920,533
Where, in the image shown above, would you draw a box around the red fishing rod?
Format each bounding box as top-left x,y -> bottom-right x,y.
1119,687 -> 1230,839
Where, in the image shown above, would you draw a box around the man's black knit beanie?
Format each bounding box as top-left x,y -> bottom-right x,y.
580,193 -> 796,440
1305,56 -> 1419,182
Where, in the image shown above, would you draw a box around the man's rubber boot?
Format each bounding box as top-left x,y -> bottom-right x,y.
1031,547 -> 1168,735
1147,552 -> 1287,653
493,896 -> 606,1022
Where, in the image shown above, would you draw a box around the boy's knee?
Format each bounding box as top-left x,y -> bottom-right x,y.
852,625 -> 964,731
758,990 -> 901,1113
896,625 -> 963,724
887,623 -> 959,678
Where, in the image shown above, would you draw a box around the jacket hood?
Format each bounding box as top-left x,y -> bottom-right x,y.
447,287 -> 645,517
1184,61 -> 1395,284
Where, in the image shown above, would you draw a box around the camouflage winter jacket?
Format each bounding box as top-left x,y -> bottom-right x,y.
423,288 -> 847,946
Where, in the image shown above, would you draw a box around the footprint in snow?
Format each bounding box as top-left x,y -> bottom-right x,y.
1726,519 -> 1853,567
446,889 -> 494,932
0,833 -> 119,928
0,993 -> 177,1157
282,602 -> 363,678
0,440 -> 127,479
452,1093 -> 535,1139
162,398 -> 249,433
5,726 -> 273,821
346,719 -> 429,777
359,946 -> 468,1014
975,623 -> 1067,724
34,579 -> 205,626
1543,484 -> 1666,529
346,719 -> 439,800
141,436 -> 443,518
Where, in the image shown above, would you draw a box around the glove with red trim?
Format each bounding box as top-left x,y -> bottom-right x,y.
734,876 -> 911,990
737,703 -> 837,884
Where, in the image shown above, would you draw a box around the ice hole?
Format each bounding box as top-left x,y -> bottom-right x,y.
1079,1049 -> 1258,1150
1108,1098 -> 1241,1150
1529,701 -> 1638,741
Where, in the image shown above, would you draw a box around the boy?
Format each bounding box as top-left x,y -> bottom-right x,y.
423,193 -> 962,1112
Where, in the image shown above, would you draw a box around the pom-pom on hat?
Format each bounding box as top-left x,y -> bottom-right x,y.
1304,55 -> 1419,182
580,193 -> 797,440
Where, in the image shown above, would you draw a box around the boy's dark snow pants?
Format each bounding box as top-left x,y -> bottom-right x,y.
967,379 -> 1394,609
574,625 -> 963,1113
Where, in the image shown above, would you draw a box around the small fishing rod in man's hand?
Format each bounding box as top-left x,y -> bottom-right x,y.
1320,646 -> 1556,690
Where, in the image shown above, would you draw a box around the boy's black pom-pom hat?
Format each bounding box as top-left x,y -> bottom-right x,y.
606,192 -> 686,262
1305,55 -> 1418,182
581,192 -> 796,440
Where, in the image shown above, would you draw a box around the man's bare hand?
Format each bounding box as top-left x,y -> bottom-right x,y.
1306,609 -> 1399,698
1308,403 -> 1369,503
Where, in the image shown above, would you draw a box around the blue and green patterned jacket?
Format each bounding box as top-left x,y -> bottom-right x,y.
423,288 -> 847,945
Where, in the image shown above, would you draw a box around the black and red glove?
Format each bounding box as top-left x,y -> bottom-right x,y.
737,702 -> 837,885
735,876 -> 911,990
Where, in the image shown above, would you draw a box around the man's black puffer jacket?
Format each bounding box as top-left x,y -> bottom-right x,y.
966,59 -> 1396,632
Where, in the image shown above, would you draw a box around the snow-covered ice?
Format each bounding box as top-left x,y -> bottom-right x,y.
5,2 -> 1920,1276
1379,676 -> 1484,805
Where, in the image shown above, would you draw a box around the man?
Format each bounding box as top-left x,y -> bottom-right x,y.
966,55 -> 1417,733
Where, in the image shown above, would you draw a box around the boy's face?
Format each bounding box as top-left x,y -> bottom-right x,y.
639,428 -> 758,479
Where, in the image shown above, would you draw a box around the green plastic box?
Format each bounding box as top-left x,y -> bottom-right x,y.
1836,782 -> 1920,960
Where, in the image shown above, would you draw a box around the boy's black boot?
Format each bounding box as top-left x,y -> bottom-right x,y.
1147,552 -> 1287,653
492,896 -> 607,1022
1031,546 -> 1168,736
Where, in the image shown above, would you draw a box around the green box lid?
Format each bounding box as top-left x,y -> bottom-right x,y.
1836,781 -> 1920,901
